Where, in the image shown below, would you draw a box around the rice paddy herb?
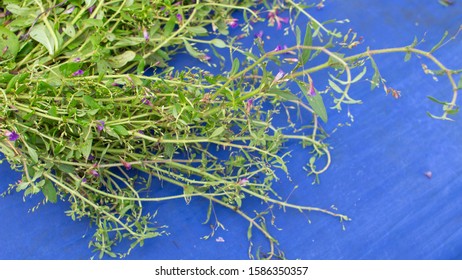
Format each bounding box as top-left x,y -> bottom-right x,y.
1,0 -> 461,259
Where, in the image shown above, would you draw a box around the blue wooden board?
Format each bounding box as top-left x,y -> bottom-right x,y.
1,0 -> 462,259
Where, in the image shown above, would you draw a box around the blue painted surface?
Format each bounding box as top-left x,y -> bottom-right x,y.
1,0 -> 462,259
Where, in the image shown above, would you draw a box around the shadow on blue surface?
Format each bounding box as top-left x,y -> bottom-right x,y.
1,0 -> 462,259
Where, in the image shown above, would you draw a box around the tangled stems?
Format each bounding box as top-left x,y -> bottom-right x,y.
1,0 -> 461,258
2,39 -> 461,258
0,58 -> 334,258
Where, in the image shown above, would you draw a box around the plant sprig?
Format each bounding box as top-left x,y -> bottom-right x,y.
1,0 -> 460,259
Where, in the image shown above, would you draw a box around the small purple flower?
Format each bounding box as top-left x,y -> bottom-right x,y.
141,97 -> 153,106
227,18 -> 239,28
309,83 -> 316,96
63,6 -> 75,14
254,30 -> 263,39
96,120 -> 105,132
176,14 -> 183,25
236,34 -> 247,40
4,130 -> 19,142
283,58 -> 299,64
276,16 -> 289,30
121,159 -> 132,170
82,178 -> 87,183
308,75 -> 316,96
283,45 -> 296,55
73,57 -> 81,62
88,5 -> 95,14
89,169 -> 99,177
199,54 -> 211,62
267,9 -> 289,30
72,69 -> 84,76
245,99 -> 254,114
238,178 -> 249,186
87,154 -> 95,161
272,45 -> 283,52
143,28 -> 149,42
273,70 -> 285,83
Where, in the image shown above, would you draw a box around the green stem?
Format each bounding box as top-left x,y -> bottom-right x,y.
207,196 -> 277,259
285,0 -> 335,37
43,172 -> 143,237
142,8 -> 198,60
240,187 -> 349,220
349,47 -> 459,116
33,0 -> 59,55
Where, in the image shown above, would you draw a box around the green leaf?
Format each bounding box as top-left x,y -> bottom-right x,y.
404,52 -> 411,62
445,107 -> 459,115
164,143 -> 175,158
430,31 -> 449,53
183,184 -> 194,204
230,57 -> 240,76
267,87 -> 299,101
183,40 -> 200,58
107,51 -> 136,69
83,95 -> 100,109
427,96 -> 448,105
59,62 -> 82,77
48,106 -> 58,117
118,205 -> 133,218
112,125 -> 129,136
300,24 -> 313,65
426,111 -> 453,121
368,55 -> 381,90
105,127 -> 120,139
371,71 -> 381,90
82,18 -> 103,27
62,23 -> 76,37
27,146 -> 38,163
85,0 -> 97,7
188,26 -> 208,35
351,66 -> 367,83
328,79 -> 343,93
210,38 -> 227,48
16,181 -> 31,192
0,27 -> 20,59
295,26 -> 301,46
30,23 -> 56,55
113,37 -> 146,48
235,195 -> 242,208
81,138 -> 93,160
327,52 -> 346,68
247,223 -> 253,240
203,201 -> 213,225
297,82 -> 328,123
42,180 -> 57,203
214,18 -> 229,35
164,17 -> 176,37
329,66 -> 367,85
210,127 -> 225,138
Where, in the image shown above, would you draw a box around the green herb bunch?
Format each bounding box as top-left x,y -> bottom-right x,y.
1,0 -> 460,259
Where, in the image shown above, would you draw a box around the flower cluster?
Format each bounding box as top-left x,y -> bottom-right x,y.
4,130 -> 19,141
267,8 -> 289,30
